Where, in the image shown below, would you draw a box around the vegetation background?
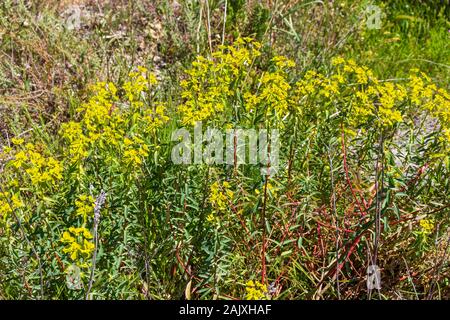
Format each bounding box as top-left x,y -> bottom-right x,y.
0,0 -> 449,299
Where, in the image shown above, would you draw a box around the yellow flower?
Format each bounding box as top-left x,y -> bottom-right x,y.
245,280 -> 267,300
178,37 -> 262,125
255,181 -> 277,197
11,137 -> 24,145
11,194 -> 24,209
122,136 -> 149,168
206,213 -> 218,224
259,71 -> 291,120
9,146 -> 62,186
63,242 -> 82,261
209,181 -> 234,213
61,226 -> 94,262
143,103 -> 170,133
61,231 -> 75,243
1,146 -> 12,154
419,218 -> 434,235
11,151 -> 27,169
0,192 -> 24,219
271,55 -> 295,69
123,67 -> 156,106
80,239 -> 95,254
331,56 -> 345,66
75,194 -> 95,223
60,121 -> 89,162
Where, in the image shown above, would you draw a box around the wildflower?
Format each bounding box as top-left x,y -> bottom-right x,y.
11,193 -> 24,209
75,194 -> 95,223
259,72 -> 291,120
206,213 -> 219,224
10,145 -> 63,186
0,200 -> 10,218
60,121 -> 89,162
61,226 -> 94,261
28,155 -> 63,185
255,181 -> 277,197
93,190 -> 106,226
419,218 -> 434,235
245,280 -> 267,300
209,181 -> 234,213
143,103 -> 170,134
178,37 -> 263,125
0,192 -> 24,219
331,56 -> 345,66
11,137 -> 24,145
1,146 -> 12,155
271,56 -> 295,69
122,136 -> 150,168
123,67 -> 156,106
243,92 -> 260,112
11,151 -> 27,169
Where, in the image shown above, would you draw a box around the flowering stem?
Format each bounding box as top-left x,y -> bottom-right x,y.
85,190 -> 106,299
85,225 -> 98,299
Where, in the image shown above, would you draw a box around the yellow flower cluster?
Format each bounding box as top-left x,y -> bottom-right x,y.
179,49 -> 244,124
245,280 -> 267,300
9,143 -> 63,186
348,81 -> 406,128
56,67 -> 169,276
254,181 -> 277,197
178,37 -> 295,126
408,69 -> 450,148
60,67 -> 169,167
338,58 -> 375,85
123,66 -> 157,108
75,194 -> 95,223
60,121 -> 89,163
419,218 -> 434,235
123,136 -> 149,168
250,55 -> 296,122
328,57 -> 406,128
294,70 -> 342,101
258,64 -> 292,120
143,102 -> 170,134
11,137 -> 24,145
208,181 -> 234,222
61,226 -> 95,264
294,57 -> 450,136
0,191 -> 24,220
